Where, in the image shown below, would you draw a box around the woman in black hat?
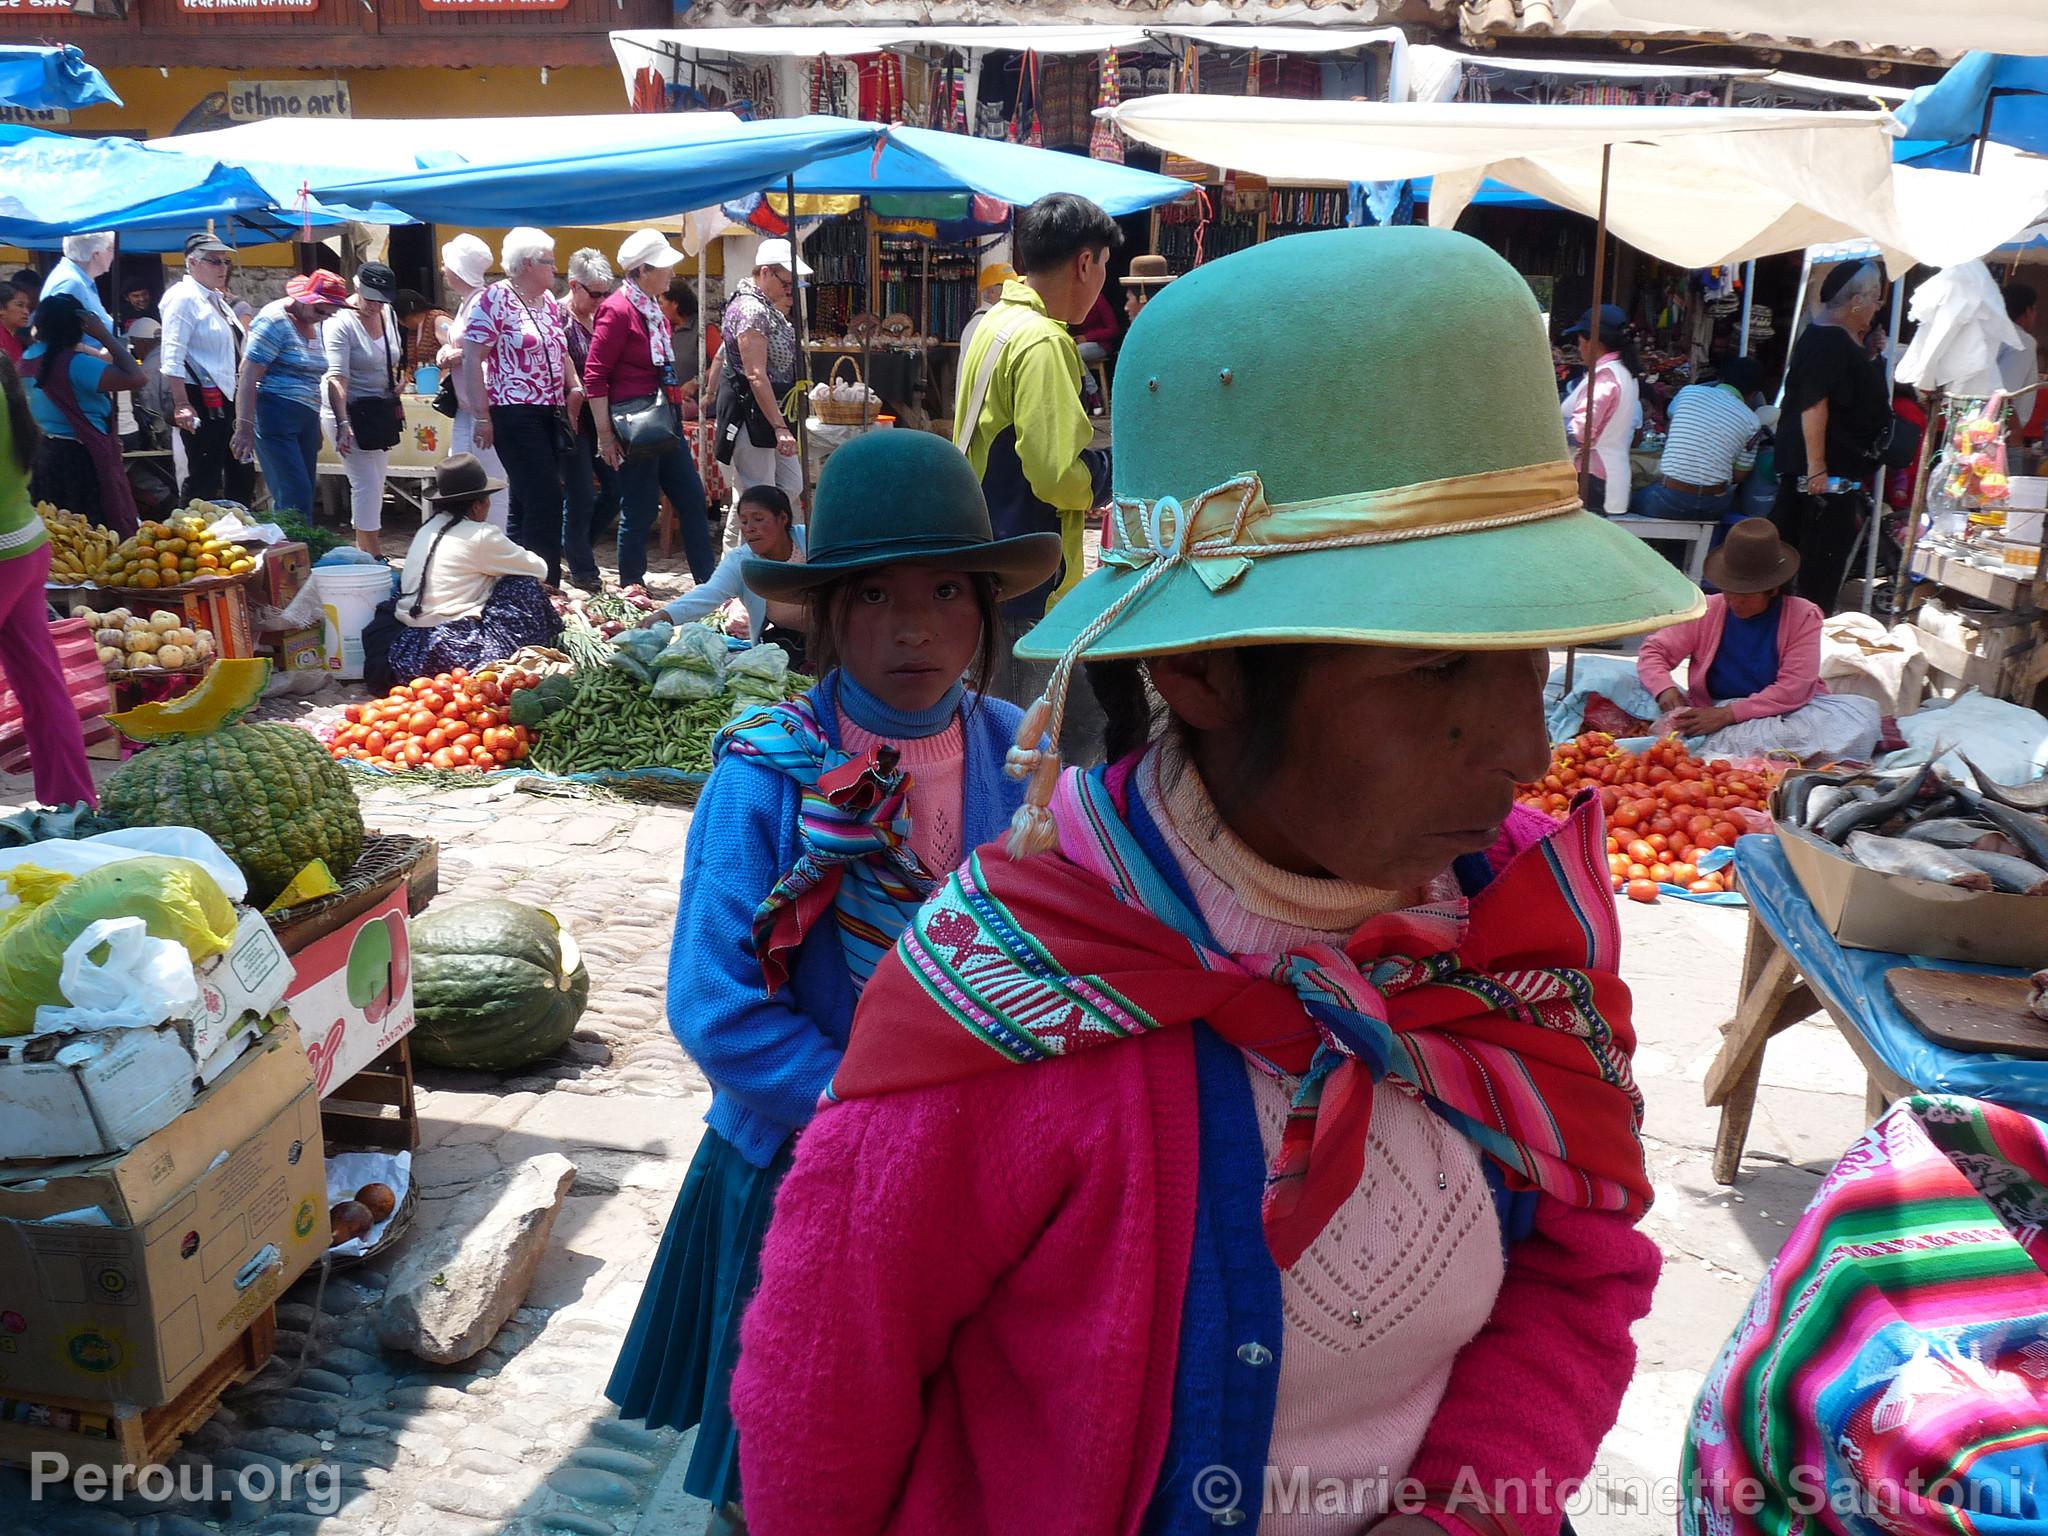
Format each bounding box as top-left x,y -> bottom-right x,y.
385,453 -> 561,685
1637,517 -> 1880,761
325,262 -> 405,555
605,429 -> 1058,1532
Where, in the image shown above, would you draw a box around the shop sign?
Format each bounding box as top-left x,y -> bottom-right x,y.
226,79 -> 353,121
179,0 -> 319,8
418,0 -> 572,9
0,0 -> 84,11
0,106 -> 69,126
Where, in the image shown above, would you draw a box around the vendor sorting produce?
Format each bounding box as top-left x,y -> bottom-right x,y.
1637,518 -> 1881,763
383,454 -> 563,688
644,485 -> 808,668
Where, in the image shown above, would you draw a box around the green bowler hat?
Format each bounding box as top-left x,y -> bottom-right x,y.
1016,226 -> 1703,662
744,429 -> 1062,600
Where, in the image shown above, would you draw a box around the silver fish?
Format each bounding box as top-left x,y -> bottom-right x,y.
1947,848 -> 2048,895
1900,818 -> 2007,850
1819,768 -> 1932,844
1961,754 -> 2048,813
1844,832 -> 1995,889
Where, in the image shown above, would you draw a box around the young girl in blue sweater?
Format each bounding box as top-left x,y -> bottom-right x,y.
605,430 -> 1061,1530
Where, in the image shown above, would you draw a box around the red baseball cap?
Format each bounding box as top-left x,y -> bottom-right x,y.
285,270 -> 350,309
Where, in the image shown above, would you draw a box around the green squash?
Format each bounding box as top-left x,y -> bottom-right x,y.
408,900 -> 590,1071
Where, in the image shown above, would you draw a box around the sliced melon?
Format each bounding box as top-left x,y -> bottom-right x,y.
106,658 -> 272,741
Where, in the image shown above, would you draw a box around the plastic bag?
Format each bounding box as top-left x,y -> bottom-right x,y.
0,826 -> 248,905
652,663 -> 723,701
0,856 -> 236,1035
725,643 -> 791,717
609,650 -> 654,686
615,628 -> 669,666
35,917 -> 201,1034
654,624 -> 728,678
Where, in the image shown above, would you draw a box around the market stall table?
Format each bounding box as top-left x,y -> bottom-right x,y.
316,394 -> 455,526
1612,513 -> 1715,584
1706,835 -> 2048,1184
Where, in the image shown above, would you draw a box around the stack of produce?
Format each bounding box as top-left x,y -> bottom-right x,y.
559,587 -> 661,639
94,509 -> 256,590
99,659 -> 366,907
1782,758 -> 2048,894
328,666 -> 539,773
1518,733 -> 1780,902
73,605 -> 218,674
38,504 -> 119,584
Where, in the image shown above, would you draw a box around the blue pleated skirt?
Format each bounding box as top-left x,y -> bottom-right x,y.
605,1126 -> 791,1508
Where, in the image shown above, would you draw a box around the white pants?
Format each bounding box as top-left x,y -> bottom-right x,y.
452,410 -> 510,529
337,442 -> 391,532
727,437 -> 804,512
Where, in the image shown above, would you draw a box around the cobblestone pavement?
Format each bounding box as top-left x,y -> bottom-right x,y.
0,764 -> 1874,1536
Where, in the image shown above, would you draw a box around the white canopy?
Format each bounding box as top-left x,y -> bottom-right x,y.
1103,97 -> 2048,271
1540,2 -> 2048,59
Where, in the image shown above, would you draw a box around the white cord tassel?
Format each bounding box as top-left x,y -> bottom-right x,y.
1004,694 -> 1061,856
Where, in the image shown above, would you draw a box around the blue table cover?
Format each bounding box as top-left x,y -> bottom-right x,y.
1734,834 -> 2048,1112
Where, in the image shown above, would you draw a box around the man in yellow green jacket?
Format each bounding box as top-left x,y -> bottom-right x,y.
954,194 -> 1118,717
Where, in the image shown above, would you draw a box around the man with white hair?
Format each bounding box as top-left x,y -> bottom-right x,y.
43,232 -> 116,332
439,232 -> 508,528
158,231 -> 252,505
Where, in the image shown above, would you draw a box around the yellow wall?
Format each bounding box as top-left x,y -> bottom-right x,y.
6,64 -> 724,282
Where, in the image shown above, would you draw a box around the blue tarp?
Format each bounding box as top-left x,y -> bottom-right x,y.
1894,52 -> 2048,161
309,115 -> 1195,226
0,127 -> 277,245
0,45 -> 119,113
1735,835 -> 2048,1116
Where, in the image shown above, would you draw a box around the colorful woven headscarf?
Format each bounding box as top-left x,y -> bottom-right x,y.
716,695 -> 933,994
831,764 -> 1652,1269
1684,1095 -> 2048,1536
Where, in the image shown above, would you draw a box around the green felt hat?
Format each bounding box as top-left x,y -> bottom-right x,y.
1015,226 -> 1703,662
743,430 -> 1062,600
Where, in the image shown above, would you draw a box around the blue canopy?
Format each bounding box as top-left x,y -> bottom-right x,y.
307,115 -> 1194,225
0,45 -> 119,113
0,127 -> 277,244
1894,52 -> 2048,163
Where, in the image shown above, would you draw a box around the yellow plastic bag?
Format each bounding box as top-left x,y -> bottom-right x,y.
0,855 -> 236,1035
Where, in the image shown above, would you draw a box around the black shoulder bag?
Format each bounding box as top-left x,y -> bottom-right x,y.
345,314 -> 406,452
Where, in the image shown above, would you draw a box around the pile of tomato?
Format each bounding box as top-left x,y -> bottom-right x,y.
1516,732 -> 1779,904
329,667 -> 540,773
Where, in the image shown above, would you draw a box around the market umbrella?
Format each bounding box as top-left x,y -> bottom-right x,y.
0,44 -> 119,113
0,126 -> 275,245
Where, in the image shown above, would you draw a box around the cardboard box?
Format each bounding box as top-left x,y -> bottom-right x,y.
0,1027 -> 325,1407
273,623 -> 326,673
282,891 -> 415,1099
256,542 -> 311,611
1774,775 -> 2048,966
1911,623 -> 2035,695
0,913 -> 298,1161
70,577 -> 255,661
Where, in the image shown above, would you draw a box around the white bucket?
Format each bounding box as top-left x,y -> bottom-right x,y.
311,564 -> 393,681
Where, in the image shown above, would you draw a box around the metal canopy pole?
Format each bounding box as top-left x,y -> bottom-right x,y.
1564,144 -> 1614,694
1859,279 -> 1910,613
1737,258 -> 1756,356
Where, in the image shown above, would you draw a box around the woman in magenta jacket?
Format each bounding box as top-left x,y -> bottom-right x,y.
728,228 -> 1705,1536
1638,518 -> 1880,763
583,228 -> 713,589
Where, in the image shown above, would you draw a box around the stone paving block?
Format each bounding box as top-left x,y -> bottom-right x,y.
545,1467 -> 638,1507
555,815 -> 623,848
498,1091 -> 709,1164
423,1090 -> 545,1148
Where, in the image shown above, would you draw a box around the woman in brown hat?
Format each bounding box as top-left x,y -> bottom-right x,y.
1637,517 -> 1880,761
1121,252 -> 1173,322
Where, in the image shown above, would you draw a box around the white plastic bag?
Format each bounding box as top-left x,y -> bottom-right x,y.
33,916 -> 200,1034
0,827 -> 248,908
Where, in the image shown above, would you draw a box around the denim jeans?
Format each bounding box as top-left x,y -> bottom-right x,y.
253,392 -> 321,518
1627,481 -> 1734,521
617,443 -> 713,588
491,404 -> 570,586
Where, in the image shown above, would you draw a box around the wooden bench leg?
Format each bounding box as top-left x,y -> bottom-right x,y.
1706,926 -> 1814,1185
1865,1076 -> 1891,1122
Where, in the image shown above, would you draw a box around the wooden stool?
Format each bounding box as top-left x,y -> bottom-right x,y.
1086,361 -> 1112,416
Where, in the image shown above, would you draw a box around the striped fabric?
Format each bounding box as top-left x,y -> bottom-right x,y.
715,696 -> 933,995
834,763 -> 1652,1270
1658,383 -> 1763,488
1683,1095 -> 2048,1536
0,616 -> 112,776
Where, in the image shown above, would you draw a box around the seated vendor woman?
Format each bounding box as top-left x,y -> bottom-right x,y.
644,484 -> 810,668
1638,517 -> 1879,763
389,453 -> 563,681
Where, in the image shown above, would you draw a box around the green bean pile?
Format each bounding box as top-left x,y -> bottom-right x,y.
526,667 -> 733,776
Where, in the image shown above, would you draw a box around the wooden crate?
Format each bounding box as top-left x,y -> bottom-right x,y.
0,1307 -> 275,1473
320,1037 -> 419,1156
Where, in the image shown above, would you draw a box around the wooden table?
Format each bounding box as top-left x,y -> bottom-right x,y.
1613,514 -> 1716,584
1705,905 -> 1912,1184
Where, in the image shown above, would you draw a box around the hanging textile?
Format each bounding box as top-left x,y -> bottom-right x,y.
631,66 -> 667,115
855,52 -> 906,125
808,55 -> 854,117
1037,55 -> 1093,148
1089,49 -> 1125,164
1019,51 -> 1044,147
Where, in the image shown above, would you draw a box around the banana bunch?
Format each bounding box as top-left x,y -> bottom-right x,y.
38,503 -> 117,585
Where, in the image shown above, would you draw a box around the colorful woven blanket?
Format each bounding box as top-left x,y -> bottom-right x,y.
831,763 -> 1652,1269
1684,1095 -> 2048,1536
716,696 -> 933,993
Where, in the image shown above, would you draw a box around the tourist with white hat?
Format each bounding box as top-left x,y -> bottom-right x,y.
585,227 -> 713,588
714,236 -> 809,513
437,232 -> 508,528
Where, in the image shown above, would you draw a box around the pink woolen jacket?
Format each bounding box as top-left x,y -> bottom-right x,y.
730,825 -> 1662,1536
1636,593 -> 1828,722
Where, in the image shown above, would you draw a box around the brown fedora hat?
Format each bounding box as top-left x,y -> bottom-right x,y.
1121,253 -> 1173,288
1703,517 -> 1799,594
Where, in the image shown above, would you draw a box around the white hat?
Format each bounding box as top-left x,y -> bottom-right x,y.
441,232 -> 493,290
752,237 -> 813,278
617,228 -> 686,273
126,317 -> 161,341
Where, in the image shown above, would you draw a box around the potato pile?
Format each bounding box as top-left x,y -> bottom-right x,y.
75,605 -> 219,674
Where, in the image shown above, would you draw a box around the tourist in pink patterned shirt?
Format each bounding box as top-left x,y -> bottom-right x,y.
462,227 -> 584,586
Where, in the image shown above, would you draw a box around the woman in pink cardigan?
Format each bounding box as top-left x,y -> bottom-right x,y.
1637,517 -> 1880,763
729,229 -> 1701,1536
